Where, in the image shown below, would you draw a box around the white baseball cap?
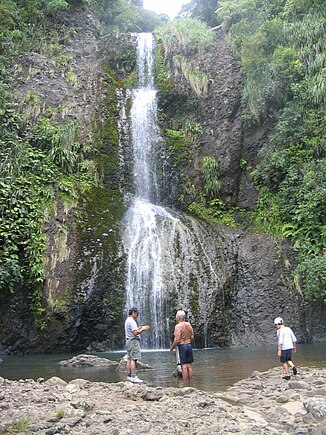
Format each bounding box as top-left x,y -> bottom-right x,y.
274,317 -> 283,325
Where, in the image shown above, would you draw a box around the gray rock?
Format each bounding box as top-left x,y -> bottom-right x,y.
276,396 -> 289,403
45,376 -> 67,386
58,354 -> 118,367
0,366 -> 324,434
289,381 -> 312,390
304,397 -> 326,420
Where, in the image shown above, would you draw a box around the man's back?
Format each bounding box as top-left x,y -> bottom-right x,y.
277,326 -> 296,350
174,321 -> 194,344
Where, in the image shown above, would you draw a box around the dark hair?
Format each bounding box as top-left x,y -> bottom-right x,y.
129,307 -> 139,315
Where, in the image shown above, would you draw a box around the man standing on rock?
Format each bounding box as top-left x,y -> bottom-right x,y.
274,317 -> 297,380
125,307 -> 150,383
169,310 -> 194,384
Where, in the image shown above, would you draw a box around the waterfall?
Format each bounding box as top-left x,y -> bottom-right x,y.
121,34 -> 222,349
122,33 -> 167,348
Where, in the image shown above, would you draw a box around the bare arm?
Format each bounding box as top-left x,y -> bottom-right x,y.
169,327 -> 182,352
277,344 -> 282,356
133,325 -> 150,336
169,336 -> 181,352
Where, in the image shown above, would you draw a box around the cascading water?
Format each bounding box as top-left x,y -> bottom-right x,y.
121,34 -> 223,349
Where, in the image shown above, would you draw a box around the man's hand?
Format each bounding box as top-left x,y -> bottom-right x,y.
169,347 -> 174,353
277,350 -> 281,356
134,325 -> 150,336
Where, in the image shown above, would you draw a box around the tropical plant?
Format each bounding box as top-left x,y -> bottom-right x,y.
183,120 -> 204,138
155,18 -> 213,97
201,156 -> 221,196
46,0 -> 69,14
173,55 -> 209,97
0,0 -> 101,314
156,18 -> 214,56
219,0 -> 326,302
188,198 -> 237,226
180,0 -> 220,26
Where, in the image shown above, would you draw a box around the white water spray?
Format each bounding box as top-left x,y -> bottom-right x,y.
121,34 -> 221,348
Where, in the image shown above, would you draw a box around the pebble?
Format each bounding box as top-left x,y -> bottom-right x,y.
0,367 -> 325,434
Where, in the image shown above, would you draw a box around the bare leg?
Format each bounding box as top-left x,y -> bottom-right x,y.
187,364 -> 193,382
127,359 -> 137,376
181,364 -> 193,384
181,364 -> 189,383
283,362 -> 290,375
288,360 -> 294,369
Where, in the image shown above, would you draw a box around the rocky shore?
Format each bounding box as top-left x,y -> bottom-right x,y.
0,366 -> 325,434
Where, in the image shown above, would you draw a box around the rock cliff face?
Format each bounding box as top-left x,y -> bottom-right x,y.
165,219 -> 308,348
0,8 -> 324,355
155,26 -> 324,346
0,10 -> 131,354
159,27 -> 264,209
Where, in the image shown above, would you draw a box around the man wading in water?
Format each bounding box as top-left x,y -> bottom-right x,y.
169,310 -> 194,384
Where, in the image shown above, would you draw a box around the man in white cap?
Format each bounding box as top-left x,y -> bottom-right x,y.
274,317 -> 297,380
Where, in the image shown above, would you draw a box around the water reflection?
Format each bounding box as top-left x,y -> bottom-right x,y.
0,343 -> 325,392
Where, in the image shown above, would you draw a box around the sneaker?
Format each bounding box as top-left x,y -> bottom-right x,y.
127,376 -> 133,381
130,376 -> 144,384
282,375 -> 291,380
292,366 -> 297,375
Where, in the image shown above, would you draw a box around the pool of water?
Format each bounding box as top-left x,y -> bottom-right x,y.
0,343 -> 325,392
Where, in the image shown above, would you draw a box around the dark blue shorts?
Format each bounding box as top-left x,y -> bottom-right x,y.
280,349 -> 293,363
178,343 -> 194,364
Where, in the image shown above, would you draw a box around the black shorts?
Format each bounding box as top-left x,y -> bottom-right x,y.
178,343 -> 194,364
280,349 -> 292,363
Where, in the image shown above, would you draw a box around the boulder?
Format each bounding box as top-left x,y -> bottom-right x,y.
58,354 -> 118,367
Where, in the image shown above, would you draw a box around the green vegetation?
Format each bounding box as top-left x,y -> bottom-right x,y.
201,156 -> 221,197
165,128 -> 193,168
180,0 -> 221,26
188,199 -> 237,226
93,0 -> 161,32
8,418 -> 30,432
1,0 -> 324,331
53,409 -> 65,419
156,18 -> 214,55
174,55 -> 209,97
94,0 -> 142,31
155,18 -> 213,97
0,0 -> 130,325
217,0 -> 326,302
154,44 -> 173,93
157,0 -> 324,303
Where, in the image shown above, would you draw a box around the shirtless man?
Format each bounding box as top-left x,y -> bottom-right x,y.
169,310 -> 194,384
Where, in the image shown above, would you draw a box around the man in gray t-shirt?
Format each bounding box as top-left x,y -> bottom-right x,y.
124,307 -> 150,383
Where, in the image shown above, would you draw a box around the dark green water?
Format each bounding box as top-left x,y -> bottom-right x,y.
0,343 -> 325,392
